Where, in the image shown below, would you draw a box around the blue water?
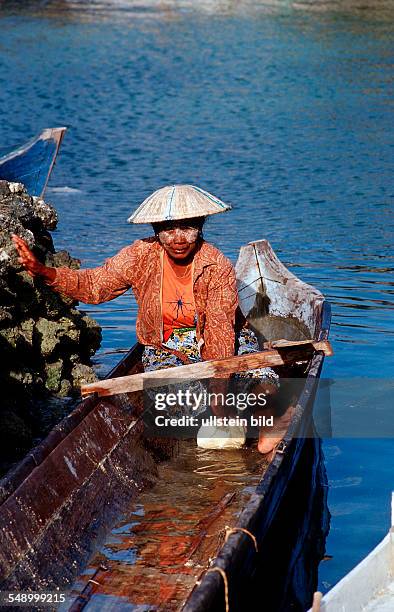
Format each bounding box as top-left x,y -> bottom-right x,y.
0,0 -> 393,597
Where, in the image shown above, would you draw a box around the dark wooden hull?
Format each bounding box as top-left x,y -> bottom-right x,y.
0,345 -> 161,590
0,240 -> 331,610
0,127 -> 66,196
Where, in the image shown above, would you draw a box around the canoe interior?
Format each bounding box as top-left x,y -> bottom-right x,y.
0,344 -> 161,592
65,441 -> 271,612
0,240 -> 331,611
0,127 -> 66,197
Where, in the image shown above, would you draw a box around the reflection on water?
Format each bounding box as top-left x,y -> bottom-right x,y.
2,0 -> 394,22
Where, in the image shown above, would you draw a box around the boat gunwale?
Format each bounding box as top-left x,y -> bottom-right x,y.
0,343 -> 142,507
0,128 -> 67,164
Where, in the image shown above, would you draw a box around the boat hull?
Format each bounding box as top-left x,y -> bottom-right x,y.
0,127 -> 66,196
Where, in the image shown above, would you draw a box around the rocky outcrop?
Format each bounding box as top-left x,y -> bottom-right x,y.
0,181 -> 101,472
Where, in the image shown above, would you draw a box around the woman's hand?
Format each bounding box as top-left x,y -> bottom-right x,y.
11,234 -> 55,282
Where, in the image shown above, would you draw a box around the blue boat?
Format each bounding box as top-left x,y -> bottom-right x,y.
0,127 -> 66,197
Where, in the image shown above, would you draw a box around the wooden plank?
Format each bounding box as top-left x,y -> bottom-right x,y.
183,436 -> 328,612
185,492 -> 236,562
81,340 -> 333,398
263,338 -> 330,350
0,399 -> 139,581
0,344 -> 142,507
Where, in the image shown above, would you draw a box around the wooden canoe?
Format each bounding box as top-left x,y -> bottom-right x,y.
0,127 -> 66,197
0,239 -> 331,611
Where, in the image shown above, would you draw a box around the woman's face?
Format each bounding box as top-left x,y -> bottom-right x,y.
155,219 -> 203,262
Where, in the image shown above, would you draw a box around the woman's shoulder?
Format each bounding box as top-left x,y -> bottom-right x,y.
198,241 -> 234,270
118,236 -> 159,257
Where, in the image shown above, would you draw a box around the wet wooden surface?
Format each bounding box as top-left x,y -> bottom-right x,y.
64,442 -> 269,611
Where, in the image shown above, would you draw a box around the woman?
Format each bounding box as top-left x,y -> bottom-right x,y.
12,184 -> 279,452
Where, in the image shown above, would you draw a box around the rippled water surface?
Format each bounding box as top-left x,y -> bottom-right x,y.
0,0 -> 393,596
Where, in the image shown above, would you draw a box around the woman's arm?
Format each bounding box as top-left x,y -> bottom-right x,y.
201,255 -> 238,414
201,254 -> 238,361
12,234 -> 134,305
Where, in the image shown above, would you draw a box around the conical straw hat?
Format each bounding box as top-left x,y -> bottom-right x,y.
127,185 -> 231,224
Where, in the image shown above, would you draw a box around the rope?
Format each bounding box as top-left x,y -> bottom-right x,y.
224,526 -> 258,553
206,567 -> 229,612
202,528 -> 257,612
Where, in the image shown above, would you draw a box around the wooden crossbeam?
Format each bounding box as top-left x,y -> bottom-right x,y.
81,339 -> 333,398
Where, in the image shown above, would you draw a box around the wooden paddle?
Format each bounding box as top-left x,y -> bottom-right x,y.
80,339 -> 333,398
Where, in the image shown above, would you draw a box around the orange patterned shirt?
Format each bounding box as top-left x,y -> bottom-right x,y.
162,253 -> 195,342
48,238 -> 238,361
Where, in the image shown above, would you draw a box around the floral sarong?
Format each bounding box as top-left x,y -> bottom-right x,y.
143,327 -> 279,383
142,327 -> 280,418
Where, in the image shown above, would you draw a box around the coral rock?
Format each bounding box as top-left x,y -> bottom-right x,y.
0,181 -> 101,474
71,363 -> 97,389
45,359 -> 64,393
